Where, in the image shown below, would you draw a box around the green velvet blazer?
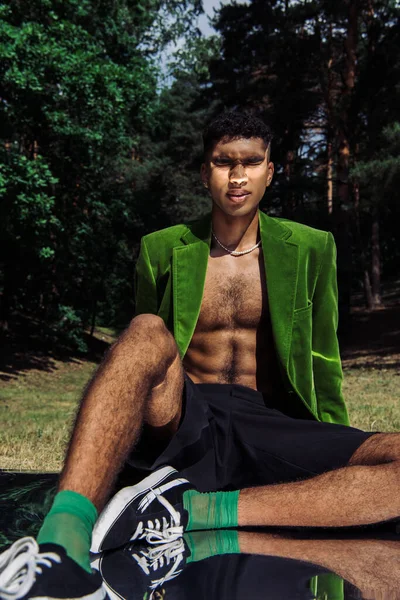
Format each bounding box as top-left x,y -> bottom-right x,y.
134,210 -> 350,426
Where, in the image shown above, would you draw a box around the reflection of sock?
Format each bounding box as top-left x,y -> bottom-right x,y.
183,490 -> 239,531
185,530 -> 240,564
37,491 -> 97,573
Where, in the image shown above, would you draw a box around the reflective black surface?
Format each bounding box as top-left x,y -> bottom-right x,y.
1,471 -> 399,600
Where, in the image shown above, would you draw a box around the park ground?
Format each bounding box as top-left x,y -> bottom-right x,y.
0,281 -> 399,472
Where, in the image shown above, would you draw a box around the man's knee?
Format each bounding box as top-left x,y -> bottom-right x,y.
348,433 -> 400,466
124,314 -> 178,362
125,314 -> 169,344
128,313 -> 166,334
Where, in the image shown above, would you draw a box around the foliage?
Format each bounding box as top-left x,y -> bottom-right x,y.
352,123 -> 400,199
351,122 -> 400,277
195,0 -> 400,297
0,0 -> 201,340
125,34 -> 222,233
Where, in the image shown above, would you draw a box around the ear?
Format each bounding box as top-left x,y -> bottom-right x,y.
200,163 -> 208,188
266,161 -> 274,187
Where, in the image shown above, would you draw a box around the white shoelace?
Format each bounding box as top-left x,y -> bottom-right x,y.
130,489 -> 184,545
128,488 -> 186,598
132,537 -> 185,594
0,537 -> 61,600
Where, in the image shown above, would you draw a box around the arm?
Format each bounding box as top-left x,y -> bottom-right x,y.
312,233 -> 350,425
134,237 -> 158,317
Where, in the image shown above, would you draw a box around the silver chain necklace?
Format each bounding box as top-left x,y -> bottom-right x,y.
211,229 -> 262,256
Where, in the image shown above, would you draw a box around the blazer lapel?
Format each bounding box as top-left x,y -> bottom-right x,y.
172,214 -> 211,358
259,211 -> 299,368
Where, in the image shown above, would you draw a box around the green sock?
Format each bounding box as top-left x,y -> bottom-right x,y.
37,490 -> 98,573
184,530 -> 240,563
182,490 -> 239,531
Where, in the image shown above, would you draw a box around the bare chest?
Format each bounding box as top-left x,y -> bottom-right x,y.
197,254 -> 268,331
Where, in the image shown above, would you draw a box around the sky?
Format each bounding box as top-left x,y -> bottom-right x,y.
198,0 -> 225,37
161,0 -> 249,74
198,0 -> 249,37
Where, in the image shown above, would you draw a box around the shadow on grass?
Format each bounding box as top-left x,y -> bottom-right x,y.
0,313 -> 116,381
339,301 -> 400,370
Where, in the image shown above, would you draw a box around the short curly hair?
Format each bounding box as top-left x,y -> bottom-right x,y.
202,111 -> 273,158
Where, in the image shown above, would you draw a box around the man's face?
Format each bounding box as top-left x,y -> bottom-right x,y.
201,136 -> 274,217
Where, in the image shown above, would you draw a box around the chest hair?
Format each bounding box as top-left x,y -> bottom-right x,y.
198,260 -> 268,331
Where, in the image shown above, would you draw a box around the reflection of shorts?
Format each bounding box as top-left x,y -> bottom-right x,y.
99,546 -> 334,600
167,553 -> 333,600
128,375 -> 374,492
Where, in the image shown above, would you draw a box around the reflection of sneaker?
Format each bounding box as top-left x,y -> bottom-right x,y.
0,537 -> 107,600
92,535 -> 189,600
91,466 -> 194,553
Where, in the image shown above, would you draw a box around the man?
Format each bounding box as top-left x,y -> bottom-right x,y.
1,112 -> 399,600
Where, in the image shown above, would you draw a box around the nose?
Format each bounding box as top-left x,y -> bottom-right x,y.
229,163 -> 247,186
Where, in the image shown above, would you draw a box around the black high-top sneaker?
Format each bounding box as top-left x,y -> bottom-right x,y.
0,537 -> 108,600
91,535 -> 190,600
91,466 -> 195,554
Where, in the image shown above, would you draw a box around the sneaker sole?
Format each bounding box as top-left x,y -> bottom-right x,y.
30,587 -> 108,600
91,556 -> 120,600
91,466 -> 185,553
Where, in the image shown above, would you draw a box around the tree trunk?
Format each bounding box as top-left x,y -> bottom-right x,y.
353,181 -> 374,310
363,267 -> 374,311
0,263 -> 12,331
316,17 -> 335,215
337,135 -> 350,208
365,0 -> 381,310
90,301 -> 97,337
283,149 -> 296,218
327,138 -> 333,215
0,287 -> 10,332
371,213 -> 382,307
337,0 -> 359,209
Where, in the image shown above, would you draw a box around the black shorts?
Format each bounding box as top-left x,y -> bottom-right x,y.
166,553 -> 332,600
128,375 -> 374,492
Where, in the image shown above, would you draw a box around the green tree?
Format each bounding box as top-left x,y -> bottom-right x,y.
0,0 -> 201,345
127,35 -> 221,236
351,123 -> 400,307
201,0 -> 400,307
0,147 -> 58,330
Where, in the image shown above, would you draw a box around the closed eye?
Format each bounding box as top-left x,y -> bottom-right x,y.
213,159 -> 231,166
245,160 -> 263,166
213,158 -> 264,167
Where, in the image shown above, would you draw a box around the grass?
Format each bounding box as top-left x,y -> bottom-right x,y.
1,358 -> 399,472
0,360 -> 97,472
343,368 -> 400,432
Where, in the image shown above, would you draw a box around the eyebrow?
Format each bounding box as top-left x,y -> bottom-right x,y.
213,154 -> 265,161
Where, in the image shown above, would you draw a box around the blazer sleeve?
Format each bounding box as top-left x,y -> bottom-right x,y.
312,233 -> 350,425
134,237 -> 158,316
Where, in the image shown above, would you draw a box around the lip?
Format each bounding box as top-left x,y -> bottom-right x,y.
226,191 -> 251,203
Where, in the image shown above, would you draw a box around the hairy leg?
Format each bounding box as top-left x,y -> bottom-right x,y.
238,433 -> 400,527
59,314 -> 183,510
238,532 -> 400,599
